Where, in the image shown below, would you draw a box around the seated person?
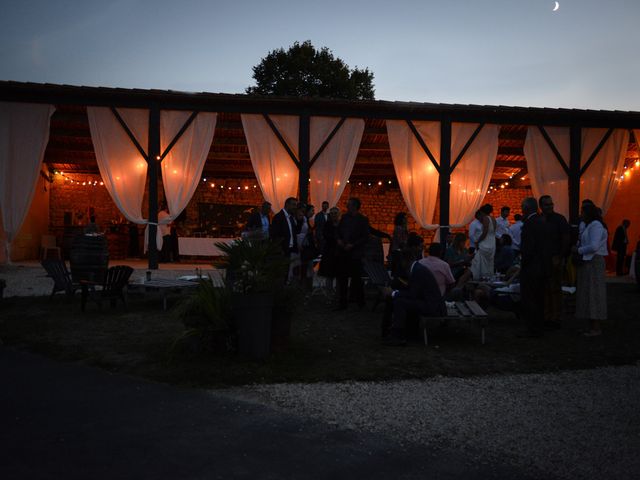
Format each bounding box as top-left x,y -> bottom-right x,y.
419,243 -> 456,298
381,249 -> 446,345
444,233 -> 472,281
494,234 -> 517,274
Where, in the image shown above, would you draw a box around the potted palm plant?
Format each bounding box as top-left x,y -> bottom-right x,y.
215,237 -> 289,359
172,274 -> 232,354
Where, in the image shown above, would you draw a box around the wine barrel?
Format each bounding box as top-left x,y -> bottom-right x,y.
70,234 -> 109,284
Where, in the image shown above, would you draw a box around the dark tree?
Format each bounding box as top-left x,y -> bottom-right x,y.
246,41 -> 375,100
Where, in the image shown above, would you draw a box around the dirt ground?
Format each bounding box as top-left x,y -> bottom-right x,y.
1,279 -> 639,386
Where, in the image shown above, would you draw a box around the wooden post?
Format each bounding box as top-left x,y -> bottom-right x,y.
148,104 -> 161,270
568,125 -> 582,229
439,119 -> 452,245
298,113 -> 311,204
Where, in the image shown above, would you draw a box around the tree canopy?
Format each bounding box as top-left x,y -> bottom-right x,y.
246,41 -> 375,100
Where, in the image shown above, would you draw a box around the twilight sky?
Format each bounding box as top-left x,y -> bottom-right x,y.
1,0 -> 638,110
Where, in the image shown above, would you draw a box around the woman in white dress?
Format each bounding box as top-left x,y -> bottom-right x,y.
470,206 -> 497,280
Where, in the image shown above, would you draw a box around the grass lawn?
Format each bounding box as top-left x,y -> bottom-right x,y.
1,283 -> 639,387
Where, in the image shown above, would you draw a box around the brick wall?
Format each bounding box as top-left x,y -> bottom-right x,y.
49,174 -> 534,243
604,166 -> 640,252
49,174 -> 123,227
334,183 -> 532,240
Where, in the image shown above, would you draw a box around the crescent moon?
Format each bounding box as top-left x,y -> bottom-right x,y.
553,1 -> 560,11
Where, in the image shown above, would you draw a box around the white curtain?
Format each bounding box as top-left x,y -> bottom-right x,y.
160,111 -> 217,218
88,107 -> 149,224
241,114 -> 299,212
309,117 -> 364,208
449,123 -> 499,227
524,127 -> 629,218
524,126 -> 571,218
88,107 -> 217,250
0,102 -> 55,262
580,128 -> 629,215
387,120 -> 440,229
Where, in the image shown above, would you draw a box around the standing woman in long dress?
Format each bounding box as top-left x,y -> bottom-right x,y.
470,205 -> 497,280
573,203 -> 608,336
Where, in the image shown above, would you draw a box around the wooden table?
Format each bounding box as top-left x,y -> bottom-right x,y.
128,278 -> 199,310
178,237 -> 235,257
421,300 -> 488,346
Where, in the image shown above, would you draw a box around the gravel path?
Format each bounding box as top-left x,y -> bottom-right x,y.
0,261 -> 219,297
226,366 -> 640,480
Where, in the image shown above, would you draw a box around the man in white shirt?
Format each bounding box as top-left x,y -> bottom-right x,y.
508,214 -> 523,252
495,206 -> 511,239
468,210 -> 483,251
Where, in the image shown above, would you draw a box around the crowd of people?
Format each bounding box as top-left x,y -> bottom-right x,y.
247,193 -> 624,345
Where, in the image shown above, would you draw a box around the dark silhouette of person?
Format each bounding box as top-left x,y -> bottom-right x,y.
612,219 -> 631,276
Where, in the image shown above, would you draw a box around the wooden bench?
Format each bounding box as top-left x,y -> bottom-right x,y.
420,300 -> 488,346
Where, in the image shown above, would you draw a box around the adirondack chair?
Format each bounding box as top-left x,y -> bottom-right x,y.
362,259 -> 392,311
80,265 -> 134,311
41,259 -> 79,298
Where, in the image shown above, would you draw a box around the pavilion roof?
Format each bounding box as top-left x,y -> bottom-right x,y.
1,80 -> 638,184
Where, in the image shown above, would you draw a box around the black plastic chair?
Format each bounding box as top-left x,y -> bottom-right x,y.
81,265 -> 134,311
362,259 -> 392,311
41,259 -> 79,298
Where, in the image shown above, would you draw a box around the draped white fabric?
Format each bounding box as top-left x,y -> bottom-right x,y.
0,102 -> 55,262
309,117 -> 364,208
580,128 -> 629,215
525,127 -> 629,218
524,126 -> 571,218
449,123 -> 499,227
160,111 -> 217,218
387,120 -> 440,229
89,107 -> 217,250
88,107 -> 149,224
241,114 -> 299,212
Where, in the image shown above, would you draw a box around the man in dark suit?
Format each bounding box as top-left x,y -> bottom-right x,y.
382,248 -> 446,345
612,219 -> 631,276
539,195 -> 570,328
314,201 -> 330,253
246,201 -> 271,239
335,197 -> 370,310
519,197 -> 552,338
269,197 -> 298,257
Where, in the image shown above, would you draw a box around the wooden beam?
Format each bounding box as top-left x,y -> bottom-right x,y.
580,128 -> 614,177
309,117 -> 346,168
263,113 -> 300,168
159,111 -> 198,161
148,105 -> 161,270
406,120 -> 440,174
451,123 -> 484,173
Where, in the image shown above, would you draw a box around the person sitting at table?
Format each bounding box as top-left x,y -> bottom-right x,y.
381,249 -> 446,346
445,233 -> 472,281
494,234 -> 517,274
419,242 -> 456,298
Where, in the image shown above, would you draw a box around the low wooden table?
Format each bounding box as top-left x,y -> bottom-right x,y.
421,300 -> 488,346
128,278 -> 199,310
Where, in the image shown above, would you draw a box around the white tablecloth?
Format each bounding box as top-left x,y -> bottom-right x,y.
178,237 -> 235,256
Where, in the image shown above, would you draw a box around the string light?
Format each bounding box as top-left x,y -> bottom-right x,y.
53,170 -> 103,188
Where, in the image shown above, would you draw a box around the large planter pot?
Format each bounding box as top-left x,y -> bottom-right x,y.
232,292 -> 273,360
271,305 -> 292,353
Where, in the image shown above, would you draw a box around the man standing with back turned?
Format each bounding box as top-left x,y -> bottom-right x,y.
335,197 -> 369,310
539,195 -> 570,329
612,219 -> 631,276
519,197 -> 552,338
